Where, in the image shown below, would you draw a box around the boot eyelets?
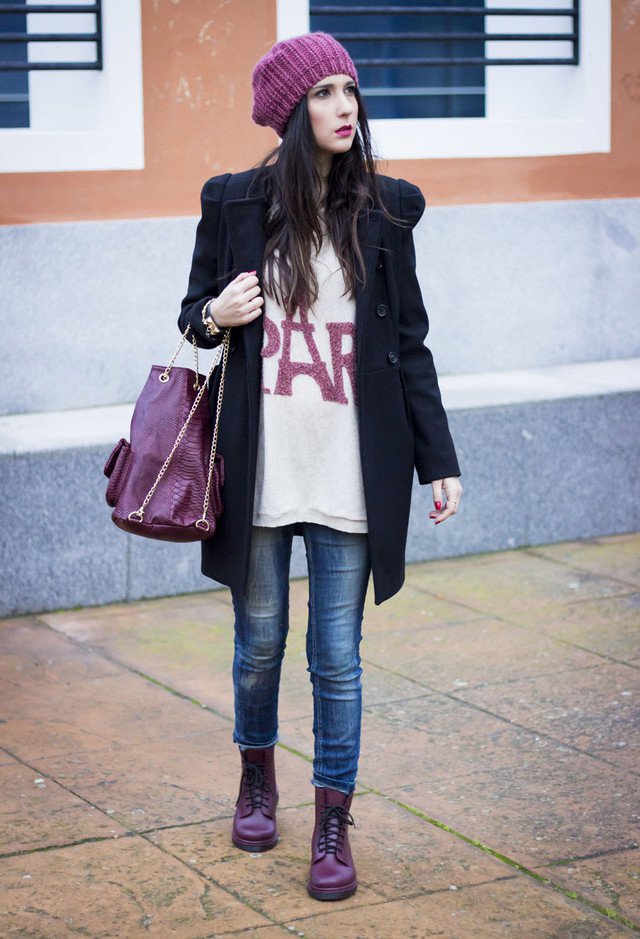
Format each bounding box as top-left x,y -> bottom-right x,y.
231,745 -> 279,852
307,786 -> 358,901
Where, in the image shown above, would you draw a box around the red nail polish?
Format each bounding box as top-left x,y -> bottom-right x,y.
435,501 -> 441,510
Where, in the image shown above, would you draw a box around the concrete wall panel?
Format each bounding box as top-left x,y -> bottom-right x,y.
2,198 -> 639,415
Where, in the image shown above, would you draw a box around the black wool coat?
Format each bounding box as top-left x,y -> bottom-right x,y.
178,167 -> 461,606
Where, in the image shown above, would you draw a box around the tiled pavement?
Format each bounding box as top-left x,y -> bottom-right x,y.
1,532 -> 638,938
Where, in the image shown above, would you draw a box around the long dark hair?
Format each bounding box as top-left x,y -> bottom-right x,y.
247,85 -> 406,318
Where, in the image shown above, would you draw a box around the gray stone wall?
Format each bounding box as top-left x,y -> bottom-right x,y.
1,370 -> 638,617
2,198 -> 639,415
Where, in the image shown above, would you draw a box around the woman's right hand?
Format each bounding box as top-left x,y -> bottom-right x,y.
207,270 -> 264,328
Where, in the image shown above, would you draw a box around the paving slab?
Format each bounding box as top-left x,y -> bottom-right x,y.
93,631 -> 431,725
40,730 -> 314,832
38,728 -> 313,831
148,791 -> 514,921
0,755 -> 129,854
360,615 -> 604,693
275,651 -> 434,724
453,662 -> 640,774
526,533 -> 640,588
148,801 -> 380,924
383,748 -> 639,868
281,875 -> 634,938
0,746 -> 17,767
536,848 -> 640,928
38,731 -> 235,833
224,930 -> 290,938
404,549 -> 631,616
40,586 -> 437,725
297,577 -> 482,637
0,615 -> 123,684
223,929 -> 290,937
0,667 -> 228,761
504,593 -> 640,664
75,628 -> 240,718
283,691 -> 639,867
38,590 -> 235,643
365,585 -> 483,630
282,692 -> 557,787
0,835 -> 273,938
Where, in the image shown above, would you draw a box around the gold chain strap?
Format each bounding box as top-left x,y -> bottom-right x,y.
197,324 -> 231,529
128,327 -> 231,527
160,324 -> 201,390
193,337 -> 199,388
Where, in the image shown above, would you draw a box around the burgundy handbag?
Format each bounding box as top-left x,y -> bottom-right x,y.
103,324 -> 231,542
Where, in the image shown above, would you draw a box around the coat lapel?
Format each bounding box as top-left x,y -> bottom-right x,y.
224,196 -> 268,363
354,207 -> 383,371
224,188 -> 384,371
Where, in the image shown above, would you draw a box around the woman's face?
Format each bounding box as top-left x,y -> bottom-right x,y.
306,73 -> 358,166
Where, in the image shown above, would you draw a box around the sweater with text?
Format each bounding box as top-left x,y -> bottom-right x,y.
252,232 -> 368,533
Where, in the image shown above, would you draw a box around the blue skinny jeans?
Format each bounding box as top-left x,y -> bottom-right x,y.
230,522 -> 371,795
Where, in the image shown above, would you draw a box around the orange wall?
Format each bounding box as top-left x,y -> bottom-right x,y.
1,0 -> 638,225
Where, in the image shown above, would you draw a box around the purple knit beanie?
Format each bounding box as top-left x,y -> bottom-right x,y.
252,31 -> 359,137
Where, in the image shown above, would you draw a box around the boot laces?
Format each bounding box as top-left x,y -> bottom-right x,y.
318,805 -> 355,855
237,762 -> 272,811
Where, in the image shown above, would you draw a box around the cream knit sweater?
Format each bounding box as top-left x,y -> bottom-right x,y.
252,231 -> 368,533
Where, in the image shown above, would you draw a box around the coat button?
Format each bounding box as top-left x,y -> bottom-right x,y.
376,303 -> 389,317
387,351 -> 398,364
375,258 -> 383,270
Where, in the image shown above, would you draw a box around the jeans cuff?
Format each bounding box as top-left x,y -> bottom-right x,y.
311,775 -> 355,796
233,732 -> 279,750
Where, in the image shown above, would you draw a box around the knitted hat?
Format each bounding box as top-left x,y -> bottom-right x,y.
252,31 -> 359,137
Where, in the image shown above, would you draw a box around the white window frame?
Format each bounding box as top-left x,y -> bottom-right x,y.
276,0 -> 610,159
0,0 -> 144,173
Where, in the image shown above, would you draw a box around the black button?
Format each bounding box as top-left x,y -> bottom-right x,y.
375,259 -> 383,270
387,351 -> 398,364
376,303 -> 389,317
229,341 -> 236,353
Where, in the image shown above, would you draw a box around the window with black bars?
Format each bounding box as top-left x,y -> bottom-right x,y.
0,0 -> 28,127
309,1 -> 579,120
0,0 -> 102,128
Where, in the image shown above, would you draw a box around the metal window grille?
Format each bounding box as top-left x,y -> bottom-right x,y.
0,0 -> 28,125
0,1 -> 102,71
310,2 -> 579,120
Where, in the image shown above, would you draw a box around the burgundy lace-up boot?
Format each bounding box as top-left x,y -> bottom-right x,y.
231,746 -> 279,852
307,786 -> 357,900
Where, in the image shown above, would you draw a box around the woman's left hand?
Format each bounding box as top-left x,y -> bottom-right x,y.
429,477 -> 463,525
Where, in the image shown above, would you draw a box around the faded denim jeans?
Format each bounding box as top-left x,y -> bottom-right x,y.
230,523 -> 371,795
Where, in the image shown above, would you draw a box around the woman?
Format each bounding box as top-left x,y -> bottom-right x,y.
178,31 -> 463,901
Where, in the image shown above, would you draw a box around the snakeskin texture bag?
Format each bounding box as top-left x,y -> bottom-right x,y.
103,324 -> 231,542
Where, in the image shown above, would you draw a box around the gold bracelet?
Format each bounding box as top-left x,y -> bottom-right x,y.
202,298 -> 221,337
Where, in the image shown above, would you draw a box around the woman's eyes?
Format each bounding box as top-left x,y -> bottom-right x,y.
316,86 -> 356,97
